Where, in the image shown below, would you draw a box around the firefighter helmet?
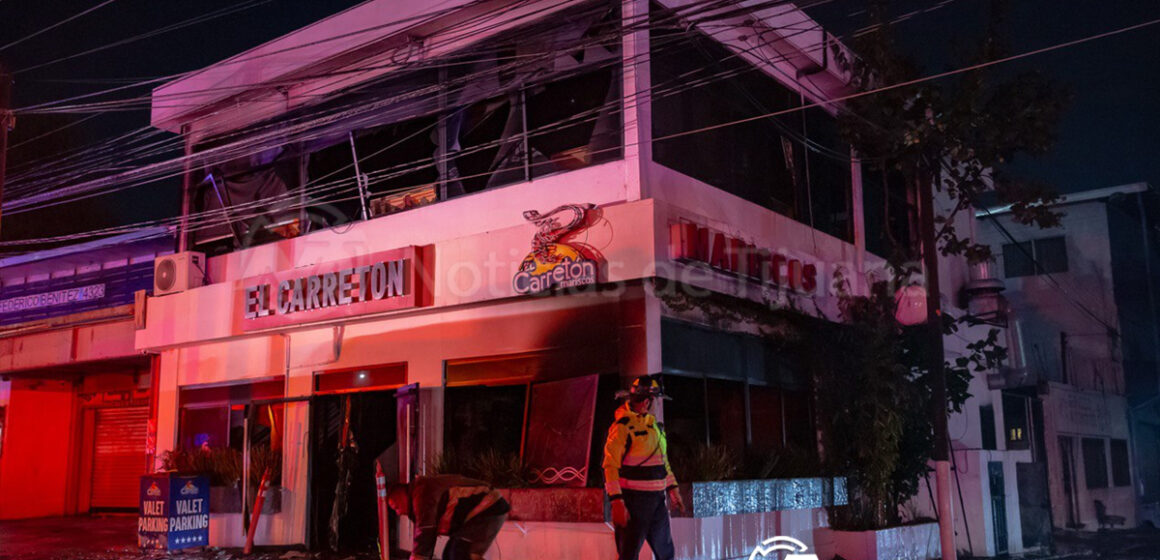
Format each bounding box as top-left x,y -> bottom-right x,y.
615,376 -> 671,401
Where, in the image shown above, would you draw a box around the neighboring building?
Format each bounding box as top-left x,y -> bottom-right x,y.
134,0 -> 1018,557
977,182 -> 1159,531
0,228 -> 171,519
904,194 -> 1039,557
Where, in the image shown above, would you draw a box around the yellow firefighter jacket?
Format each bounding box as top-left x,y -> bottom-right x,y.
602,403 -> 678,499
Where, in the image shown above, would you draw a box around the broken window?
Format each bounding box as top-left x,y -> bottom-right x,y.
187,0 -> 621,255
863,163 -> 918,259
651,13 -> 854,242
706,378 -> 747,456
190,144 -> 305,256
442,348 -> 613,487
652,25 -> 803,216
438,4 -> 622,196
803,107 -> 854,241
444,383 -> 527,460
176,380 -> 285,487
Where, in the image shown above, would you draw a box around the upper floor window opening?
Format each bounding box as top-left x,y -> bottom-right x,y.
649,5 -> 854,242
1002,236 -> 1068,278
187,0 -> 623,257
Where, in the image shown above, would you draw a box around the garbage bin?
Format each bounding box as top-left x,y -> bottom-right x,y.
139,473 -> 210,550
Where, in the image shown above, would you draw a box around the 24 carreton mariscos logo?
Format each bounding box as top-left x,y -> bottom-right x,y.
513,203 -> 598,294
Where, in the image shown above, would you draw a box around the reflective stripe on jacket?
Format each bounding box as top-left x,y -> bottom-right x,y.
602,403 -> 678,499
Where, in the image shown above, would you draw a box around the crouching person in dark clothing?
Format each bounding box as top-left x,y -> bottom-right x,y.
387,475 -> 510,560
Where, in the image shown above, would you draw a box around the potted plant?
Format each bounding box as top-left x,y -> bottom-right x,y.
161,446 -> 282,514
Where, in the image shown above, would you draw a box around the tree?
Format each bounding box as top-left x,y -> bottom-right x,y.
832,0 -> 1069,264
818,0 -> 1068,529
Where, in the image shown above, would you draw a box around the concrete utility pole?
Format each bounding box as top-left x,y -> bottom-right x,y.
918,173 -> 956,560
0,65 -> 12,236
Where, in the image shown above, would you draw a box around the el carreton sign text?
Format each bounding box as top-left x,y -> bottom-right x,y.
240,246 -> 432,331
670,223 -> 819,293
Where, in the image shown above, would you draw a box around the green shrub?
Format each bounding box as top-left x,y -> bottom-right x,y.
427,449 -> 531,488
161,446 -> 282,488
671,443 -> 738,482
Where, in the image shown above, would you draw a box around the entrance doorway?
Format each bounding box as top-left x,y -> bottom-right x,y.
988,461 -> 1009,555
1060,436 -> 1081,528
309,390 -> 398,553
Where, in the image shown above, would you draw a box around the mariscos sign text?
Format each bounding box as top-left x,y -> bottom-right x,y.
670,223 -> 819,293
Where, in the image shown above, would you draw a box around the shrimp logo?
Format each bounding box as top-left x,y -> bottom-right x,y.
749,536 -> 819,560
513,203 -> 598,294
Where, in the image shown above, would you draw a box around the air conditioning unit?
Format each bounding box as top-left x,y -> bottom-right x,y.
153,251 -> 206,296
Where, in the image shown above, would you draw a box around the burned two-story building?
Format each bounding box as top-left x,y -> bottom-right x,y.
133,1 -> 1017,557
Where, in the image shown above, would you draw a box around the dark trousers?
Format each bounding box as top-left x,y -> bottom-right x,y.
615,490 -> 675,560
442,510 -> 508,560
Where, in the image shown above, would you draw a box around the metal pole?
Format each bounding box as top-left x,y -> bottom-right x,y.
917,173 -> 956,560
178,124 -> 193,253
348,132 -> 369,221
0,66 -> 13,236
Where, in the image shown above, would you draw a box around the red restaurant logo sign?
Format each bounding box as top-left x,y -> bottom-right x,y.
513,204 -> 599,294
240,246 -> 432,331
670,223 -> 818,293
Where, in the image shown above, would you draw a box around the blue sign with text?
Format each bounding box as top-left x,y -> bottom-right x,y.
139,474 -> 210,550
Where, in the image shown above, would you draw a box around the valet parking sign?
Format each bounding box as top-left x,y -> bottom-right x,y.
139,475 -> 210,550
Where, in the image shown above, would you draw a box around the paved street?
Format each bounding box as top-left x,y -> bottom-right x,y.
0,516 -> 377,560
1051,528 -> 1160,560
5,515 -> 1160,560
0,516 -> 139,560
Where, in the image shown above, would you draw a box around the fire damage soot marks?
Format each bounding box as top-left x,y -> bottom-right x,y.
513,203 -> 599,295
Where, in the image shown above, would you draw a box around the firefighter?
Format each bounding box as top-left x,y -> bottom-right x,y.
603,376 -> 684,560
386,474 -> 510,560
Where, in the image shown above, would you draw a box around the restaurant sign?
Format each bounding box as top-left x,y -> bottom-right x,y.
514,203 -> 599,294
670,223 -> 819,293
240,246 -> 432,331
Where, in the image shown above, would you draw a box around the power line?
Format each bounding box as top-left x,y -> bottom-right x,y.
13,0 -> 274,75
0,0 -> 119,53
0,0 -> 825,238
10,0 -> 1144,230
2,0 -> 781,203
6,0 -> 838,194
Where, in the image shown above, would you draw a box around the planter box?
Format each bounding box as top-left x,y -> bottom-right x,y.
498,487 -> 604,523
818,522 -> 939,560
493,478 -> 846,524
675,477 -> 848,518
209,485 -> 282,514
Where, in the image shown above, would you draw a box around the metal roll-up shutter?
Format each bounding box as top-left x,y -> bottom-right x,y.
91,406 -> 149,509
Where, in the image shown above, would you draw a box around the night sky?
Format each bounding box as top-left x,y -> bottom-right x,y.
1,0 -> 1158,246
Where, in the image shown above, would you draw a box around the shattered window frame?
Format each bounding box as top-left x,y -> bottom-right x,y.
187,0 -> 624,257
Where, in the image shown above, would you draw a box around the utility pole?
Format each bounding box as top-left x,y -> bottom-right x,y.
918,173 -> 956,560
0,64 -> 12,236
